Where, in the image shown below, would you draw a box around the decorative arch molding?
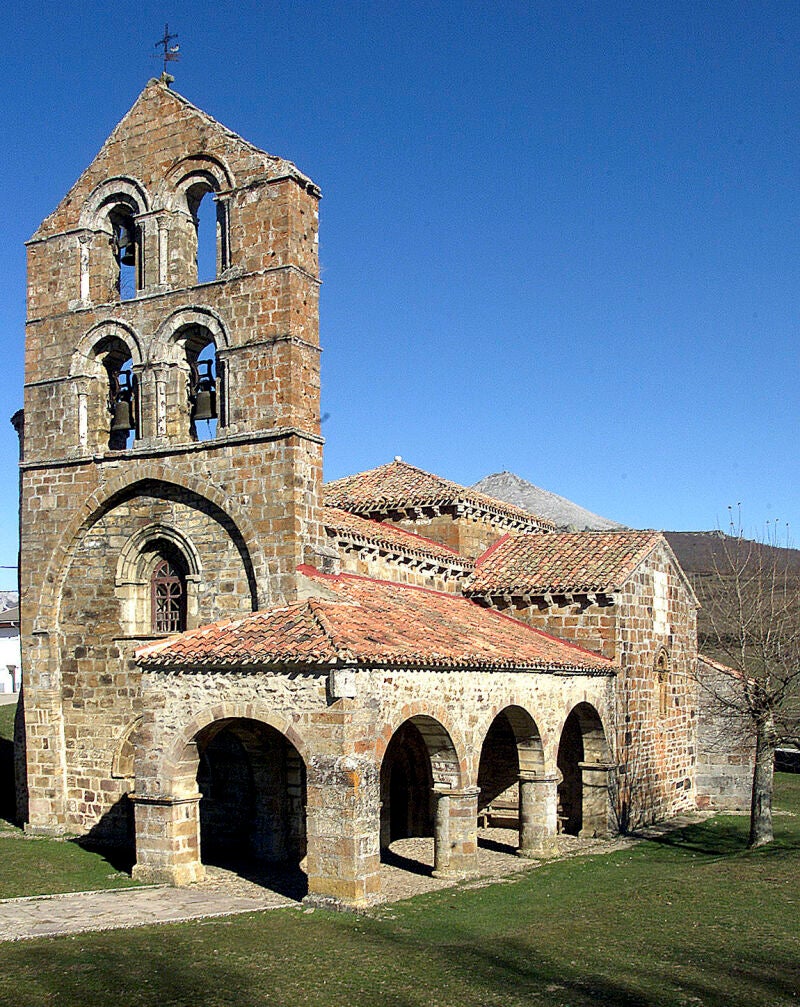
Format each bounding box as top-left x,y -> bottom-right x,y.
112,716 -> 143,780
154,705 -> 310,798
70,319 -> 144,376
149,305 -> 231,364
116,522 -> 202,585
35,467 -> 268,634
156,154 -> 235,211
115,522 -> 203,636
80,176 -> 152,230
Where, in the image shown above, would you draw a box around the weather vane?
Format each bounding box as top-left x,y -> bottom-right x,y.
154,24 -> 180,77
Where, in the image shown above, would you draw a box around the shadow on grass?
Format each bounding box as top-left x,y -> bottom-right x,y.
70,835 -> 137,874
639,817 -> 800,859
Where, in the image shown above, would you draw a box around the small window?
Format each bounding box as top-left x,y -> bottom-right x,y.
656,651 -> 670,718
151,558 -> 186,634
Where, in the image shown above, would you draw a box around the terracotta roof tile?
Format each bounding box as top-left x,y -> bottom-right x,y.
137,568 -> 613,674
323,506 -> 473,569
324,460 -> 556,530
466,530 -> 663,596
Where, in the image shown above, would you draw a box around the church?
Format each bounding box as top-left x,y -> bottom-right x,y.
15,78 -> 730,907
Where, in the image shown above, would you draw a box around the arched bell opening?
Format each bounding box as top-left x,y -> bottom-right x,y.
108,205 -> 140,300
477,706 -> 545,842
185,178 -> 229,284
84,334 -> 137,451
195,718 -> 307,893
556,703 -> 611,838
175,323 -> 222,442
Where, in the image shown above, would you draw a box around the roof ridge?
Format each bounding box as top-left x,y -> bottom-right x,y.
306,596 -> 356,662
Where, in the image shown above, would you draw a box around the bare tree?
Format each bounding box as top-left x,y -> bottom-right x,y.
693,512 -> 800,847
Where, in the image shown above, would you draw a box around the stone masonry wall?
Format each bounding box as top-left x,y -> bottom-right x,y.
20,79 -> 325,833
136,662 -> 616,902
488,541 -> 698,825
695,656 -> 754,810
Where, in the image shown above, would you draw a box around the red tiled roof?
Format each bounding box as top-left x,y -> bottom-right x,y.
136,568 -> 613,673
466,530 -> 663,596
323,506 -> 472,569
324,460 -> 556,530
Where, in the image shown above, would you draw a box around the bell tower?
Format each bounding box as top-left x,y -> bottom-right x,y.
18,79 -> 324,837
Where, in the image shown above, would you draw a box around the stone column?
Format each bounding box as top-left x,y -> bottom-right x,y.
432,785 -> 479,878
517,772 -> 559,858
132,792 -> 204,886
579,762 -> 615,838
304,755 -> 381,908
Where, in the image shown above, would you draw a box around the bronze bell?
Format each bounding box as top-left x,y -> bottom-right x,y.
115,221 -> 136,267
191,360 -> 217,421
110,371 -> 135,432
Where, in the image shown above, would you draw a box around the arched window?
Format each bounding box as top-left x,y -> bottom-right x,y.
176,323 -> 221,442
656,650 -> 670,717
108,206 -> 140,300
151,557 -> 186,634
108,356 -> 136,450
116,524 -> 201,638
186,180 -> 229,284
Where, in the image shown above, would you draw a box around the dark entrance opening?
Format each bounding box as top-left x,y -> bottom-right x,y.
557,709 -> 584,835
196,718 -> 306,897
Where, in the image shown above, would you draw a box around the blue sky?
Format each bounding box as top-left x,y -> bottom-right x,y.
0,1 -> 798,588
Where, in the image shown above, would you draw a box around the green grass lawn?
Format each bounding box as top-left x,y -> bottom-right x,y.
2,700 -> 798,1006
0,703 -> 141,897
0,771 -> 798,1007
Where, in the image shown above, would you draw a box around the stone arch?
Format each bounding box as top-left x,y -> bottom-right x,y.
35,467 -> 268,634
556,702 -> 612,837
477,705 -> 545,824
149,307 -> 230,439
157,155 -> 234,284
112,716 -> 142,780
135,707 -> 308,888
69,320 -> 143,451
71,319 -> 144,375
115,523 -> 203,636
150,305 -> 231,362
79,177 -> 151,302
158,154 -> 234,209
375,703 -> 466,782
80,176 -> 151,229
378,713 -> 462,851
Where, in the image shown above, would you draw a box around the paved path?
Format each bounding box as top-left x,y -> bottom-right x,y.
0,880 -> 296,942
0,820 -> 708,942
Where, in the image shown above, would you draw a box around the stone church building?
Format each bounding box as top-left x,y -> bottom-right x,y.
16,78 -> 729,907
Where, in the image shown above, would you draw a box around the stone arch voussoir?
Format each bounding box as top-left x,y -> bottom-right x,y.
377,703 -> 465,789
157,702 -> 310,795
149,305 -> 231,365
36,466 -> 270,633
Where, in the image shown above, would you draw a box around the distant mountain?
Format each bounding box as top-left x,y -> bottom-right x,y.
664,531 -> 800,577
473,472 -> 625,532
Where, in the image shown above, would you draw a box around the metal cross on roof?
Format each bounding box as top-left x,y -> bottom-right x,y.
154,24 -> 180,75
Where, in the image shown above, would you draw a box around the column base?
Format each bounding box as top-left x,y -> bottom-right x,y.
431,867 -> 479,880
517,843 -> 559,860
24,823 -> 70,838
132,861 -> 205,886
